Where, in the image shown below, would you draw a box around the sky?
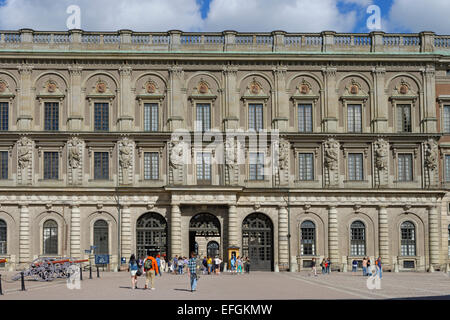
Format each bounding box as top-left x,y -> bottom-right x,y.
0,0 -> 448,33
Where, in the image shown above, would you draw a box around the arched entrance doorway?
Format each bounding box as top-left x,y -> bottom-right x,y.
189,213 -> 221,258
242,213 -> 274,271
136,212 -> 168,258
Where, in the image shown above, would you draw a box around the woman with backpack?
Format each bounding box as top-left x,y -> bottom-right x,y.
128,254 -> 140,290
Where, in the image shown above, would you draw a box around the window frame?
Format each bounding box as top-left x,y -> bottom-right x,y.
248,151 -> 265,181
43,101 -> 60,131
397,153 -> 414,182
92,150 -> 111,181
300,220 -> 316,256
0,150 -> 9,180
0,219 -> 7,255
242,97 -> 269,132
297,103 -> 313,133
42,219 -> 59,256
195,151 -> 213,185
347,152 -> 364,181
400,221 -> 416,257
0,101 -> 9,131
38,147 -> 63,182
350,220 -> 366,256
346,103 -> 363,133
437,96 -> 450,134
298,152 -> 315,181
143,151 -> 160,181
195,103 -> 212,133
43,151 -> 60,180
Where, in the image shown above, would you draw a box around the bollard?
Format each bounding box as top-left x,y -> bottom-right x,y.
0,274 -> 3,295
80,266 -> 83,281
21,271 -> 26,291
97,266 -> 100,278
89,266 -> 92,279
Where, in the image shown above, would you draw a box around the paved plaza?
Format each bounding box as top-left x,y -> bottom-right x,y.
1,270 -> 450,300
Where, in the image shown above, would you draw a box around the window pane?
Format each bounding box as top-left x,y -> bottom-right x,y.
298,104 -> 312,132
43,220 -> 58,255
249,152 -> 264,180
446,155 -> 450,182
144,152 -> 159,180
196,104 -> 211,132
348,153 -> 363,181
0,219 -> 6,255
44,102 -> 59,131
397,104 -> 411,132
0,151 -> 7,180
401,221 -> 416,256
398,154 -> 413,182
0,102 -> 8,131
94,152 -> 109,180
301,220 -> 316,255
197,152 -> 211,183
350,221 -> 366,256
444,106 -> 450,133
94,103 -> 109,131
348,104 -> 362,132
299,153 -> 314,181
143,103 -> 158,132
249,104 -> 263,131
43,152 -> 59,180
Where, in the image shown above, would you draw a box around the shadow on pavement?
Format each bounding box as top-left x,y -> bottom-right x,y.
389,295 -> 450,300
174,288 -> 191,292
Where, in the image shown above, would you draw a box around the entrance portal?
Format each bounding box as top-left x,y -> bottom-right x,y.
136,212 -> 168,258
242,213 -> 274,271
189,213 -> 221,258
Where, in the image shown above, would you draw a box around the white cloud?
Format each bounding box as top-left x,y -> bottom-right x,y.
386,0 -> 450,34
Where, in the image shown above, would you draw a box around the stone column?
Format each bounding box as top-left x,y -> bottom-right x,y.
278,205 -> 289,270
17,65 -> 33,130
328,205 -> 339,269
19,203 -> 30,265
222,65 -> 239,130
428,205 -> 440,272
422,65 -> 437,133
168,66 -> 185,130
372,67 -> 387,132
228,205 -> 239,248
118,66 -> 134,131
121,204 -> 132,260
70,204 -> 81,259
68,66 -> 83,131
378,205 -> 390,267
170,203 -> 182,257
321,67 -> 338,132
272,66 -> 289,131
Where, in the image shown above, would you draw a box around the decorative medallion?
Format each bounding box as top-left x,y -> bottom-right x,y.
198,80 -> 209,94
96,80 -> 107,93
47,80 -> 57,93
0,80 -> 7,93
350,84 -> 359,95
146,81 -> 157,94
399,81 -> 409,94
250,79 -> 261,95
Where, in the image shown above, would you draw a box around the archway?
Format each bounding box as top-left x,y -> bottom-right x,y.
136,212 -> 168,258
189,213 -> 221,258
242,213 -> 274,271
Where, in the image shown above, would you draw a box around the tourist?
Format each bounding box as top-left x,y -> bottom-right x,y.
230,255 -> 236,273
207,256 -> 213,274
310,258 -> 317,277
178,256 -> 184,275
155,254 -> 162,277
352,259 -> 358,273
187,252 -> 200,292
214,256 -> 221,275
202,256 -> 208,274
367,257 -> 371,276
326,257 -> 331,274
237,256 -> 243,274
362,257 -> 367,276
245,256 -> 251,274
376,257 -> 382,279
160,254 -> 166,274
320,259 -> 326,274
143,252 -> 159,290
173,255 -> 178,274
128,254 -> 139,290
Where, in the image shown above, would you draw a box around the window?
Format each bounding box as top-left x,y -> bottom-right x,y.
144,103 -> 158,132
249,152 -> 264,180
298,104 -> 312,132
94,103 -> 109,131
43,219 -> 58,255
350,220 -> 366,256
0,219 -> 6,255
298,153 -> 314,181
398,154 -> 413,182
94,152 -> 109,180
94,220 -> 109,255
397,104 -> 411,132
300,220 -> 316,255
401,221 -> 416,256
44,102 -> 59,131
196,152 -> 211,184
144,152 -> 159,180
196,103 -> 211,132
347,104 -> 362,132
444,105 -> 450,133
445,155 -> 450,182
0,102 -> 8,131
248,104 -> 263,131
348,153 -> 363,181
43,152 -> 59,180
0,151 -> 7,180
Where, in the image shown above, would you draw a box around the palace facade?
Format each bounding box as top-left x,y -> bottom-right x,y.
1,29 -> 450,272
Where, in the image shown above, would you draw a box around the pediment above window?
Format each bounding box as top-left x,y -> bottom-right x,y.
86,78 -> 115,100
390,78 -> 417,102
341,78 -> 369,102
242,78 -> 269,101
36,79 -> 65,100
291,78 -> 319,102
0,79 -> 15,99
188,78 -> 217,102
136,79 -> 165,101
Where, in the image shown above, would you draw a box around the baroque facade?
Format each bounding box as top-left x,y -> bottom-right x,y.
0,29 -> 450,272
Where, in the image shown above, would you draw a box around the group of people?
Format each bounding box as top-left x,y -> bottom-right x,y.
353,257 -> 382,278
229,256 -> 250,274
128,253 -> 165,290
309,257 -> 331,276
201,256 -> 222,274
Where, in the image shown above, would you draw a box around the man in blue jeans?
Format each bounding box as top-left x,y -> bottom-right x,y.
187,252 -> 199,292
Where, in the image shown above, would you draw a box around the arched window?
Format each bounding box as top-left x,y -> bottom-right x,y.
400,221 -> 416,256
300,220 -> 316,255
94,220 -> 109,255
43,219 -> 58,255
0,219 -> 6,255
207,241 -> 219,258
350,220 -> 366,256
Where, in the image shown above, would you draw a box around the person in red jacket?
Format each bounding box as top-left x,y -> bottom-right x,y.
143,252 -> 159,290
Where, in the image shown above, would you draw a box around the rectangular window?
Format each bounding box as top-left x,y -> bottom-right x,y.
347,104 -> 362,132
0,151 -> 7,180
0,102 -> 8,131
144,103 -> 158,132
298,153 -> 314,181
248,104 -> 263,131
43,152 -> 59,180
144,152 -> 159,180
300,227 -> 315,255
397,104 -> 411,132
398,154 -> 413,182
298,104 -> 312,132
196,152 -> 211,184
446,155 -> 450,182
94,103 -> 109,131
196,104 -> 211,132
249,152 -> 264,180
444,105 -> 450,133
348,153 -> 363,181
44,102 -> 59,131
94,152 -> 109,180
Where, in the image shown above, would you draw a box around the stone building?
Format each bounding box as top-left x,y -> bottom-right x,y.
0,29 -> 450,272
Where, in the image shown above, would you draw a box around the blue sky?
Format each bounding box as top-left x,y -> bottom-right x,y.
0,0 -> 447,33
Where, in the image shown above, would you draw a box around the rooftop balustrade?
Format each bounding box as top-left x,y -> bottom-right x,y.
0,29 -> 447,54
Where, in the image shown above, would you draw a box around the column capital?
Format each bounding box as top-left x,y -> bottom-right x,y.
327,205 -> 337,210
378,204 -> 388,209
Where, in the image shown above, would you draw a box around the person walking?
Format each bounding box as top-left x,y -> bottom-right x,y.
367,257 -> 371,276
178,256 -> 184,275
310,258 -> 317,277
156,254 -> 162,277
352,259 -> 358,273
214,256 -> 222,275
173,255 -> 178,274
160,255 -> 166,274
376,257 -> 382,279
326,257 -> 331,274
128,254 -> 139,289
187,252 -> 200,292
320,259 -> 326,274
207,256 -> 213,275
236,256 -> 243,274
143,252 -> 159,290
362,257 -> 367,276
244,257 -> 251,274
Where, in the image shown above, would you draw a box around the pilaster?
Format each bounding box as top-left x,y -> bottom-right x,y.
19,203 -> 30,264
170,203 -> 182,257
278,205 -> 289,270
70,204 -> 81,259
328,205 -> 339,268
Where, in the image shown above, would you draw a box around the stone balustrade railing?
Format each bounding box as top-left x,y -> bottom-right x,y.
0,29 -> 448,53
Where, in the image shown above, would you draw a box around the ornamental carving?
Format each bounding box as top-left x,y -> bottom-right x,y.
17,136 -> 33,169
0,80 -> 7,93
344,78 -> 363,96
298,78 -> 312,95
145,80 -> 157,94
46,80 -> 57,93
424,138 -> 438,171
393,79 -> 414,96
324,138 -> 339,171
278,138 -> 290,171
198,80 -> 209,94
169,135 -> 186,170
67,137 -> 83,169
373,138 -> 389,171
249,78 -> 262,95
118,138 -> 134,169
95,79 -> 107,94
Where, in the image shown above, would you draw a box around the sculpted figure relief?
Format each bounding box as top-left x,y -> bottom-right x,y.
278,138 -> 290,170
67,137 -> 83,169
118,138 -> 134,169
324,138 -> 339,171
169,136 -> 186,170
424,138 -> 438,171
17,136 -> 33,169
374,138 -> 389,171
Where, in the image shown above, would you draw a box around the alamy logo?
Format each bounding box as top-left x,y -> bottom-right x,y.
366,5 -> 382,31
66,5 -> 81,29
66,265 -> 81,290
